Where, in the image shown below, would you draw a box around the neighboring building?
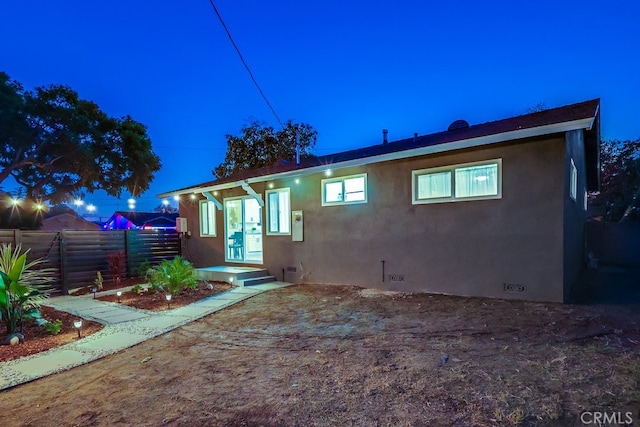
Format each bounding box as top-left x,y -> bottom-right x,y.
104,211 -> 178,230
41,212 -> 102,231
159,99 -> 600,302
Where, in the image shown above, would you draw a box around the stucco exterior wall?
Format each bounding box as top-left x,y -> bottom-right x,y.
181,135 -> 571,302
563,129 -> 589,301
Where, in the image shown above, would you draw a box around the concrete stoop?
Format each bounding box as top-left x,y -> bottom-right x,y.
196,265 -> 276,287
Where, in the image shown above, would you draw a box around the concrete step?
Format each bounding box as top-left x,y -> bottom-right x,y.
240,276 -> 277,287
195,266 -> 270,285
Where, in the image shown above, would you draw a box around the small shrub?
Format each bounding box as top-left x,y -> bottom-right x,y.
131,284 -> 144,294
107,252 -> 126,286
136,259 -> 151,278
43,319 -> 63,335
94,271 -> 104,291
0,243 -> 55,337
146,256 -> 196,297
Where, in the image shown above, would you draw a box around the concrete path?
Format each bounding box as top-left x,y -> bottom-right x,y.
0,282 -> 292,391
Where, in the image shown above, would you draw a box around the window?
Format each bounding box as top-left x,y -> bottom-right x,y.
570,158 -> 577,201
413,159 -> 502,204
199,200 -> 216,237
322,173 -> 367,206
266,188 -> 291,235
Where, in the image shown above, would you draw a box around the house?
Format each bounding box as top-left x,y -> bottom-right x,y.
103,211 -> 179,230
41,212 -> 102,231
159,99 -> 600,302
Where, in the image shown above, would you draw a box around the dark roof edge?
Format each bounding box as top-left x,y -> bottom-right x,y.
159,98 -> 600,198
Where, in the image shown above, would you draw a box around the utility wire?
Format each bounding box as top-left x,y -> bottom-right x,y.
208,0 -> 285,129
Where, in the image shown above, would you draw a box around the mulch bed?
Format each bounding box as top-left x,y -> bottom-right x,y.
95,280 -> 233,311
0,306 -> 103,363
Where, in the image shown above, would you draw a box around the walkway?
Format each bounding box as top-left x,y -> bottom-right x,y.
0,282 -> 292,391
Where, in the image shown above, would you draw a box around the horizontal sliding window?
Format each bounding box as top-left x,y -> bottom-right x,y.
413,159 -> 502,204
322,173 -> 367,206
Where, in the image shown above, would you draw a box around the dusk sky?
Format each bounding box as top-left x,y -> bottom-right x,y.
1,1 -> 639,214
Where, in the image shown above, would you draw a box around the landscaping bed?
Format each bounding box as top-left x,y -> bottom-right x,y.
94,280 -> 233,311
0,306 -> 103,363
1,284 -> 639,426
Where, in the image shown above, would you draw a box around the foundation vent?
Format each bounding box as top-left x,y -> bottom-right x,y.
389,274 -> 405,282
503,283 -> 527,293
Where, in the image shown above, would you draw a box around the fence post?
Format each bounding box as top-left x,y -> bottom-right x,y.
59,230 -> 68,294
124,229 -> 131,278
13,229 -> 22,246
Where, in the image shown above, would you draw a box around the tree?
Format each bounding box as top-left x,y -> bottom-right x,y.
0,72 -> 161,204
590,138 -> 640,221
213,119 -> 317,179
154,203 -> 178,214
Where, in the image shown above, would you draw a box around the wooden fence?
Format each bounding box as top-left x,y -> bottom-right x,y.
0,229 -> 180,294
585,221 -> 640,268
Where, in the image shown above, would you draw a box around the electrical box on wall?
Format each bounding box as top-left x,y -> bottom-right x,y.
176,217 -> 188,233
292,210 -> 303,241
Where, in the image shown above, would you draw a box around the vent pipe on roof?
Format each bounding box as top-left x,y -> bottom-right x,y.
413,132 -> 418,142
382,129 -> 388,144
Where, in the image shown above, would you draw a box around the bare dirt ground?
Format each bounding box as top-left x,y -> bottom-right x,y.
1,284 -> 639,426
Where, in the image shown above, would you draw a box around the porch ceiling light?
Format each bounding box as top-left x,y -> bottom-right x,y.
190,194 -> 197,200
173,195 -> 180,201
295,178 -> 300,184
325,169 -> 332,177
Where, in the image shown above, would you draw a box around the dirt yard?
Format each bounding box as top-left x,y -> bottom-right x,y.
1,284 -> 639,426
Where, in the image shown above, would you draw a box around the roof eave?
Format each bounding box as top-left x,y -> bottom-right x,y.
158,116 -> 595,198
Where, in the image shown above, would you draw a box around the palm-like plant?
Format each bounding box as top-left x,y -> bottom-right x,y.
146,256 -> 196,297
0,244 -> 55,337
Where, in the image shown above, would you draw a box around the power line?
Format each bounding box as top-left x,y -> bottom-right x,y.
208,0 -> 285,129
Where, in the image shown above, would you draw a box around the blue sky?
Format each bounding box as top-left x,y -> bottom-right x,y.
1,0 -> 639,214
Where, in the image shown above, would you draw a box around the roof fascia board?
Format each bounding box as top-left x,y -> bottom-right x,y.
159,117 -> 594,197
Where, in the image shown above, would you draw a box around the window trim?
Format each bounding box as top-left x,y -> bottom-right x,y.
321,173 -> 368,206
570,158 -> 577,201
265,187 -> 291,236
412,159 -> 502,205
199,200 -> 217,237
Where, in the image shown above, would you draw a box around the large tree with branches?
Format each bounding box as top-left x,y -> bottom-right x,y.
0,72 -> 161,204
213,119 -> 317,179
590,138 -> 640,221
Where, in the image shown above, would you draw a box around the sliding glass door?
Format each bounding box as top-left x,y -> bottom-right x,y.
224,197 -> 263,264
